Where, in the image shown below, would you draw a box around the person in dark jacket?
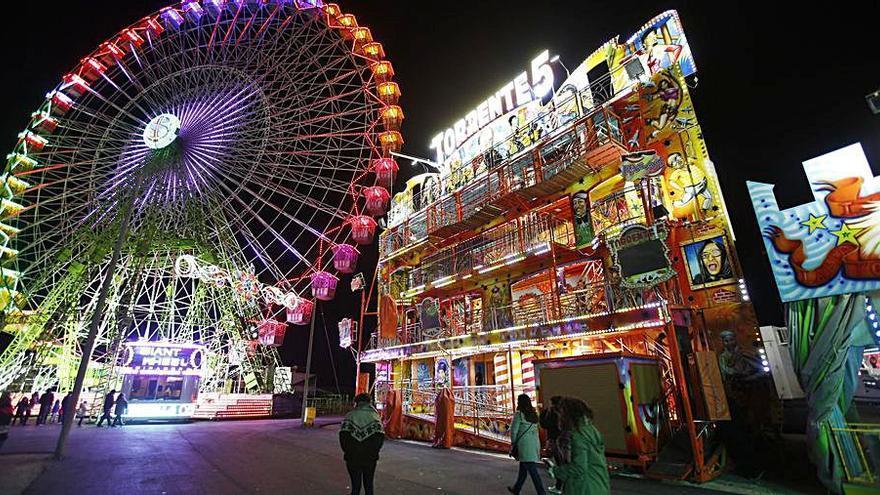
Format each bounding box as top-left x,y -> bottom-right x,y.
339,393 -> 385,495
60,392 -> 73,425
13,396 -> 29,426
0,391 -> 13,448
27,392 -> 38,425
36,389 -> 54,425
540,396 -> 566,493
96,390 -> 115,427
112,393 -> 128,427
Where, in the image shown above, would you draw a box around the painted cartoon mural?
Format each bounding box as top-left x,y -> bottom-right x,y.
748,143 -> 880,302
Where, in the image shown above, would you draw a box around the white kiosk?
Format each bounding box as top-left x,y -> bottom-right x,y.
118,341 -> 206,420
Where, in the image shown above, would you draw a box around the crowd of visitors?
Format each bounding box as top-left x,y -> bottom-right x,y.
335,391 -> 609,495
0,388 -> 128,432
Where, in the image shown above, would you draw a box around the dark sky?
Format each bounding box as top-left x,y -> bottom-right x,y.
1,1 -> 879,389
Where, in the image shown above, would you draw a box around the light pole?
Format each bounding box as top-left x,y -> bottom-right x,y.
300,300 -> 318,426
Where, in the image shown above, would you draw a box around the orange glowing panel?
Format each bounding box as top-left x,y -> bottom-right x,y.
377,82 -> 401,105
378,131 -> 403,154
337,14 -> 357,28
323,4 -> 340,17
361,42 -> 385,60
352,27 -> 372,43
370,61 -> 394,82
380,105 -> 404,132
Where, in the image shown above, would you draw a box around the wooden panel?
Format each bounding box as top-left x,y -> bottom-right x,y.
538,363 -> 628,453
694,351 -> 730,421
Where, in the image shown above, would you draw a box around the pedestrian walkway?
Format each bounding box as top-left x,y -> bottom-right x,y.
0,419 -> 810,495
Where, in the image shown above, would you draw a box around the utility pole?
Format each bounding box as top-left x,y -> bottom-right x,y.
54,196 -> 136,459
300,301 -> 318,426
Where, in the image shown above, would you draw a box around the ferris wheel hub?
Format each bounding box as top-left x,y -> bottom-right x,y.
143,113 -> 181,150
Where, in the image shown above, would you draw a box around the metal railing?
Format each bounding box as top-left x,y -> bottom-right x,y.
380,104 -> 625,259
403,211 -> 573,295
367,280 -> 626,350
382,383 -> 538,440
831,423 -> 879,486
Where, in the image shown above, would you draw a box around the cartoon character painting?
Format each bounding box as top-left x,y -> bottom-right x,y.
748,143 -> 880,302
571,191 -> 595,247
666,152 -> 714,215
643,72 -> 682,140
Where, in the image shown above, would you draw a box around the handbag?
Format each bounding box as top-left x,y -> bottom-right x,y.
509,420 -> 534,460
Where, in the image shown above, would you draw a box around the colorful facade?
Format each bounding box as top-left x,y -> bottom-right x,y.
364,11 -> 764,474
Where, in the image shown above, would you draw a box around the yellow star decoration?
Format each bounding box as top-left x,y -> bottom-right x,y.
801,213 -> 827,233
830,223 -> 862,246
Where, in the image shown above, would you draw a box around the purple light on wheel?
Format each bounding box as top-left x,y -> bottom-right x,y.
160,7 -> 185,30
310,271 -> 338,301
332,244 -> 359,274
182,1 -> 205,22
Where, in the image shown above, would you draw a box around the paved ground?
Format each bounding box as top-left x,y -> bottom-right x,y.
0,419 -> 804,495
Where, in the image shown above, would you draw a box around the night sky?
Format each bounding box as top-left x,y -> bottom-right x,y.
1,1 -> 879,389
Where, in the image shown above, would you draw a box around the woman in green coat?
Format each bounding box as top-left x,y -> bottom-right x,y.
551,398 -> 610,495
507,394 -> 546,495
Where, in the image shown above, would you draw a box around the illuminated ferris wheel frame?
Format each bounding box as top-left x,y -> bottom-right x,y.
0,0 -> 405,394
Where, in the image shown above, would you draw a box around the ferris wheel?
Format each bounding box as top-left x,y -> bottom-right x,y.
0,1 -> 403,393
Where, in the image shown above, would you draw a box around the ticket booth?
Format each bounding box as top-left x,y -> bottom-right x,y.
118,341 -> 206,420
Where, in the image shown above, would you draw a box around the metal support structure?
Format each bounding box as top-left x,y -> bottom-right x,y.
355,289 -> 366,394
664,319 -> 707,480
54,199 -> 135,460
354,268 -> 379,394
300,300 -> 318,426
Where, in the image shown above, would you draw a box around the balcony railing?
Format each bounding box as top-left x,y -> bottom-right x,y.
376,382 -> 536,440
400,211 -> 573,297
380,105 -> 626,260
371,281 -> 616,350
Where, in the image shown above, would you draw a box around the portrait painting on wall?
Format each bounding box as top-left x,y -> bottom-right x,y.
682,234 -> 735,290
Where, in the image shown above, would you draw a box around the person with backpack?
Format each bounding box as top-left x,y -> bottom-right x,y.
507,393 -> 546,495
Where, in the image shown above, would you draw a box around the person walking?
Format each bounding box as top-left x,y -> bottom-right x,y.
60,392 -> 73,425
26,392 -> 38,425
0,391 -> 15,448
96,390 -> 115,427
540,396 -> 568,494
36,389 -> 54,425
0,391 -> 13,449
76,400 -> 89,427
339,393 -> 385,495
112,393 -> 128,427
50,399 -> 60,423
507,394 -> 546,495
550,398 -> 609,495
13,396 -> 29,426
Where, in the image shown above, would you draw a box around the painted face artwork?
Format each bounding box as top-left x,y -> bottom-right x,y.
701,242 -> 724,276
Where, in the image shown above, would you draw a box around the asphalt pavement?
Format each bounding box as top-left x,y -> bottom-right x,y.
0,418 -> 799,494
